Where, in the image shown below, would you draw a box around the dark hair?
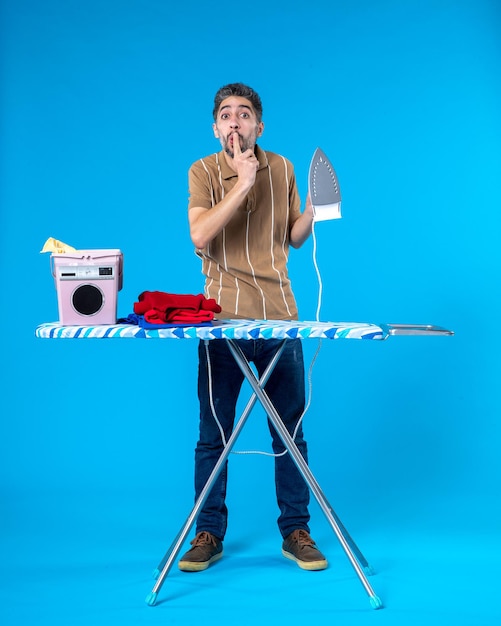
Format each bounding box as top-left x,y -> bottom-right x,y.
212,83 -> 263,122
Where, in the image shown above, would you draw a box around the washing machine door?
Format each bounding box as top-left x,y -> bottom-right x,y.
72,283 -> 104,316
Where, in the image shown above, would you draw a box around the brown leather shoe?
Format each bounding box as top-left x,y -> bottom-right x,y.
282,529 -> 328,570
178,531 -> 223,572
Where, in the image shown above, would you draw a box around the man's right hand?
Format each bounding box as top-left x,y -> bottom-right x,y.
189,133 -> 260,249
231,131 -> 259,190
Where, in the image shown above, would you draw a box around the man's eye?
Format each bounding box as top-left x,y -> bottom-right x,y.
240,113 -> 249,118
221,113 -> 229,120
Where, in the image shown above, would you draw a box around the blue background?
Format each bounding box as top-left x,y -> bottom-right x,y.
1,0 -> 500,624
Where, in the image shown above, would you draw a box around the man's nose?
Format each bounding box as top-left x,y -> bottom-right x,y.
229,117 -> 240,128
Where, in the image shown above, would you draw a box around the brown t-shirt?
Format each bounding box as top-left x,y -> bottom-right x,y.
188,146 -> 301,320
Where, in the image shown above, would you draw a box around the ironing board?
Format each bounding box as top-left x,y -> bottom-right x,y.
35,319 -> 453,610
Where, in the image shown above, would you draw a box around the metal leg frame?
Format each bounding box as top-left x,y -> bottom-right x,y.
146,340 -> 288,607
226,340 -> 383,610
146,339 -> 383,610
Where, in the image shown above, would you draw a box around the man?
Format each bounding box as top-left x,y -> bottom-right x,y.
178,83 -> 327,572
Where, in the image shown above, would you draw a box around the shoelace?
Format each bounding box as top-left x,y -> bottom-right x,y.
191,531 -> 217,547
291,529 -> 315,547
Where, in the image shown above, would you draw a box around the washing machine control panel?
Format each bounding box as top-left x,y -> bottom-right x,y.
57,265 -> 115,280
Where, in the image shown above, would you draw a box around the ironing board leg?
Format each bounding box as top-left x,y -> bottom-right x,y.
145,340 -> 288,606
226,339 -> 383,610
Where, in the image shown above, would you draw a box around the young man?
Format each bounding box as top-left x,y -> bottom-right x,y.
178,83 -> 327,572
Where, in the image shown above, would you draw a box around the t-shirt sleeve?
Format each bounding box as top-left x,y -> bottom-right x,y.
288,166 -> 302,225
188,161 -> 213,210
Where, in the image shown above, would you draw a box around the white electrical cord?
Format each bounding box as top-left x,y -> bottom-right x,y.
205,216 -> 324,457
311,219 -> 323,322
205,339 -> 229,447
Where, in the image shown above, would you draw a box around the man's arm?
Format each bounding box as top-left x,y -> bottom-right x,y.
289,193 -> 314,249
189,185 -> 248,250
189,132 -> 259,249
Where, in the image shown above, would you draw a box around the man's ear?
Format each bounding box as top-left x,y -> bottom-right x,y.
257,121 -> 264,137
213,123 -> 219,139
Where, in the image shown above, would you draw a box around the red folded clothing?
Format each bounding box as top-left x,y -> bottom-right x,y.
133,291 -> 221,325
144,308 -> 215,324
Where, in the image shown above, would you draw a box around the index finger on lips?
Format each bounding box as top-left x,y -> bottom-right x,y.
232,132 -> 241,155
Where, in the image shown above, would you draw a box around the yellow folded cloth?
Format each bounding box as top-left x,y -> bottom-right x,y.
40,237 -> 77,254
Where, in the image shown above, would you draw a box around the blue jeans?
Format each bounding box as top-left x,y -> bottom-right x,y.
194,338 -> 311,540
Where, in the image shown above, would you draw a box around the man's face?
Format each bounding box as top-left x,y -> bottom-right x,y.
213,96 -> 264,158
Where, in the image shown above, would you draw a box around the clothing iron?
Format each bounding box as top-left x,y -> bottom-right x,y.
308,147 -> 342,221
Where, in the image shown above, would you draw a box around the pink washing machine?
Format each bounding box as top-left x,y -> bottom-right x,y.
51,249 -> 123,325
